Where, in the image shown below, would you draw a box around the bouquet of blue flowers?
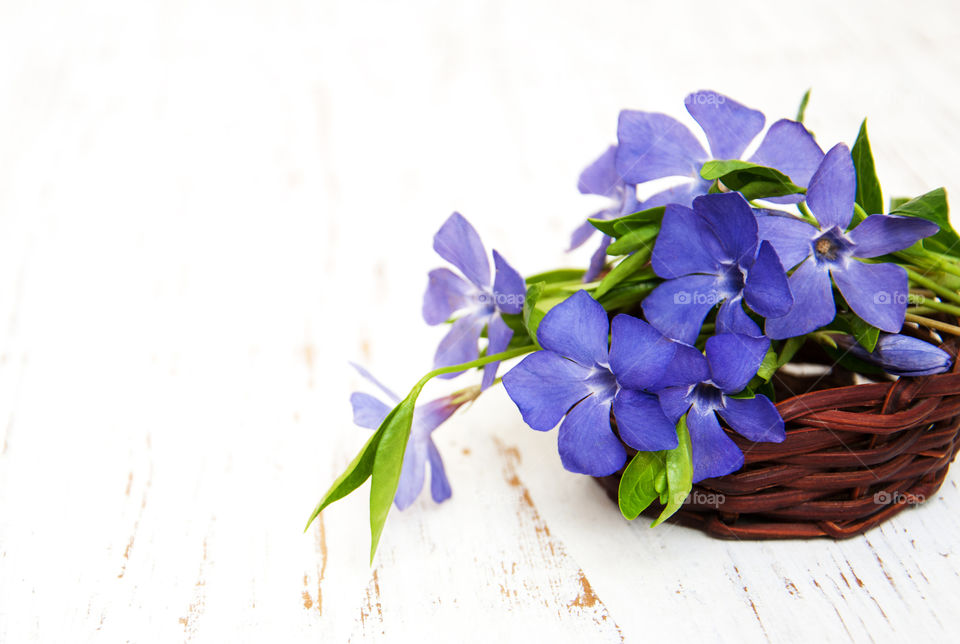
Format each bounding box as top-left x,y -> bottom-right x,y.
309,90 -> 960,559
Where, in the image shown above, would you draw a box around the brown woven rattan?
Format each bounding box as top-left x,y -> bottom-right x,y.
596,329 -> 960,539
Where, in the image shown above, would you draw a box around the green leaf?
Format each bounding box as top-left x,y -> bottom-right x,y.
890,188 -> 960,257
796,88 -> 811,123
304,423 -> 386,532
524,268 -> 586,284
889,196 -> 910,211
595,279 -> 657,311
700,160 -> 805,200
838,312 -> 880,352
522,282 -> 546,345
606,222 -> 660,256
755,345 -> 779,382
778,336 -> 805,368
618,451 -> 667,520
589,206 -> 665,238
851,119 -> 883,216
651,416 -> 694,527
594,248 -> 652,298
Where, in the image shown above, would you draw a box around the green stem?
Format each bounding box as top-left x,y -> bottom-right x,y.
903,252 -> 960,279
906,267 -> 960,306
418,346 -> 537,385
907,293 -> 960,318
796,202 -> 818,225
905,313 -> 960,337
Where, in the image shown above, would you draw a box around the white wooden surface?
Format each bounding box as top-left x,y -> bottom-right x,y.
1,1 -> 960,641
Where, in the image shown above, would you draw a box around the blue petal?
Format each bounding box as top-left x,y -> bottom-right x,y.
427,440 -> 452,503
609,314 -> 676,390
744,240 -> 793,318
642,274 -> 721,345
693,193 -> 758,268
615,110 -> 708,184
502,351 -> 592,431
654,343 -> 710,390
584,235 -> 611,283
805,144 -> 856,230
433,212 -> 491,289
850,333 -> 952,377
433,311 -> 487,377
718,395 -> 785,443
658,386 -> 694,423
578,145 -> 623,198
764,258 -> 836,339
748,119 -> 824,201
349,362 -> 402,402
423,268 -> 475,325
537,290 -> 610,367
612,389 -> 679,451
687,407 -> 744,483
849,214 -> 940,258
415,397 -> 462,432
684,90 -> 764,160
716,296 -> 761,337
831,260 -> 907,333
756,211 -> 818,269
705,333 -> 770,394
569,217 -> 600,251
482,312 -> 514,390
557,395 -> 626,476
642,179 -> 713,208
350,392 -> 392,430
492,250 -> 525,314
651,204 -> 722,279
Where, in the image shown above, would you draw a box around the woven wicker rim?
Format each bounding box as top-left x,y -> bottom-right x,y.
596,328 -> 960,539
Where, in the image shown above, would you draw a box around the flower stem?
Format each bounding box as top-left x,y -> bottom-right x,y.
907,293 -> 960,317
418,346 -> 537,385
906,267 -> 960,306
905,313 -> 960,337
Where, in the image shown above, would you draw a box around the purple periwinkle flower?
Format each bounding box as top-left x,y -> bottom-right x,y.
615,90 -> 824,207
842,333 -> 953,377
349,364 -> 470,510
570,145 -> 643,281
502,290 -> 680,476
423,212 -> 526,389
656,334 -> 785,482
759,144 -> 940,339
642,192 -> 793,344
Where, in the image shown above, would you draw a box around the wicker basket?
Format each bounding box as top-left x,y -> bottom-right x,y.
596,328 -> 960,539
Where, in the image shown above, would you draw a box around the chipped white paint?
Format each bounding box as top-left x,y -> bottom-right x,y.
1,1 -> 960,641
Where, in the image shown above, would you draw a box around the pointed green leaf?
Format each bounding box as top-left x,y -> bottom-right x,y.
594,247 -> 652,298
524,268 -> 586,284
838,312 -> 880,352
618,451 -> 667,520
796,88 -> 811,123
851,119 -> 883,215
700,160 -> 805,200
589,206 -> 665,238
890,188 -> 960,257
606,222 -> 660,256
651,416 -> 693,527
522,282 -> 546,345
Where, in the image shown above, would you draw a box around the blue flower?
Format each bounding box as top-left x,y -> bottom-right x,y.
570,145 -> 643,281
656,335 -> 785,482
759,144 -> 940,339
502,291 -> 680,476
349,364 -> 469,509
641,192 -> 793,344
423,212 -> 526,389
843,333 -> 953,377
615,90 -> 824,207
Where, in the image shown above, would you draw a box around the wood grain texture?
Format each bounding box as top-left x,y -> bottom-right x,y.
1,0 -> 959,641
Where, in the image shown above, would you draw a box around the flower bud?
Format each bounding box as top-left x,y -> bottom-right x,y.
847,333 -> 952,377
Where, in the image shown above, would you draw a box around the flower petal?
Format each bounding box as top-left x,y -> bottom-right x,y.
609,314 -> 676,390
492,250 -> 525,314
687,407 -> 744,483
433,212 -> 491,289
658,386 -> 694,423
502,351 -> 592,431
744,240 -> 793,318
615,110 -> 708,184
350,392 -> 392,430
482,312 -> 514,390
537,290 -> 610,366
349,362 -> 402,402
612,389 -> 679,451
423,268 -> 475,325
715,296 -> 761,337
654,343 -> 710,390
756,211 -> 818,269
849,332 -> 952,377
693,192 -> 758,268
569,217 -> 600,251
718,395 -> 785,443
849,214 -> 940,258
764,258 -> 836,339
578,145 -> 623,198
642,274 -> 722,345
584,235 -> 611,283
433,311 -> 487,376
651,204 -> 723,279
748,119 -> 824,196
427,440 -> 452,503
831,260 -> 907,333
806,143 -> 856,230
643,179 -> 712,209
557,395 -> 625,476
684,90 -> 764,160
705,333 -> 770,394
